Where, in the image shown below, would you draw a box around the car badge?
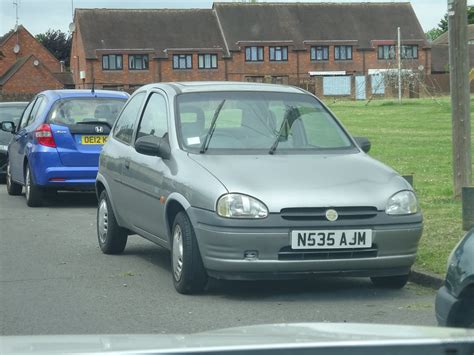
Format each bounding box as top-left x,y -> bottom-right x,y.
95,126 -> 104,133
325,209 -> 338,222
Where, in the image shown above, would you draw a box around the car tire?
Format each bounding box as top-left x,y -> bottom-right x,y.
25,165 -> 43,207
6,161 -> 22,195
455,299 -> 474,328
171,211 -> 208,294
97,190 -> 128,254
370,274 -> 410,289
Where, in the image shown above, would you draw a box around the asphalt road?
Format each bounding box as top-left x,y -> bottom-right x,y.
0,188 -> 437,336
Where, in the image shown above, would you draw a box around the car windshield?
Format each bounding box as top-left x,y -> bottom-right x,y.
0,105 -> 27,125
176,91 -> 354,153
47,98 -> 126,126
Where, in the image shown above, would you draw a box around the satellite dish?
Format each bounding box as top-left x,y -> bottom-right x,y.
13,44 -> 20,54
69,22 -> 76,32
33,59 -> 39,67
418,65 -> 424,71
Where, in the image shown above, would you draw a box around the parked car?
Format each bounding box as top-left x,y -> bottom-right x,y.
0,90 -> 129,207
96,82 -> 423,294
435,229 -> 474,328
0,101 -> 28,182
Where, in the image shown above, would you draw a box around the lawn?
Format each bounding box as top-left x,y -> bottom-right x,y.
326,96 -> 474,275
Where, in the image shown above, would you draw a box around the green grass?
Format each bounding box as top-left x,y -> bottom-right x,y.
326,97 -> 473,275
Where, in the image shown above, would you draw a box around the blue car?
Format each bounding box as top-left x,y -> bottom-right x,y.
0,90 -> 128,207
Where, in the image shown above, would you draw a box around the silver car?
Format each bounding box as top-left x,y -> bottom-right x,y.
96,82 -> 423,294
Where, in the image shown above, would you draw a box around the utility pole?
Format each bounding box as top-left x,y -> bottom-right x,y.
397,27 -> 402,103
448,0 -> 472,198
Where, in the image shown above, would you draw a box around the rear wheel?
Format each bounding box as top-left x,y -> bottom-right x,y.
454,299 -> 474,328
171,211 -> 208,294
97,190 -> 128,254
25,165 -> 43,207
6,161 -> 22,195
370,274 -> 410,289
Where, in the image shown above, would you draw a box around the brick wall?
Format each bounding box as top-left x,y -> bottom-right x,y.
2,56 -> 63,94
0,26 -> 60,77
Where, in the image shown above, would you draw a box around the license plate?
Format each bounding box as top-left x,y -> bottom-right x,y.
291,230 -> 372,249
81,136 -> 107,145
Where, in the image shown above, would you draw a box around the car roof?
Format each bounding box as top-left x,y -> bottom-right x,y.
139,81 -> 305,95
0,102 -> 29,107
39,89 -> 129,100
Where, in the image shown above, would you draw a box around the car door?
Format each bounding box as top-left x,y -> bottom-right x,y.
122,91 -> 170,243
108,91 -> 146,227
8,97 -> 42,183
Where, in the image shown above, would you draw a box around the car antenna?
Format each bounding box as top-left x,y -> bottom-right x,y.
91,79 -> 95,95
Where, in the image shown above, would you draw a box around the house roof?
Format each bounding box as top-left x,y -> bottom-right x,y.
53,72 -> 75,86
75,8 -> 227,59
0,55 -> 31,85
432,24 -> 474,45
213,2 -> 428,50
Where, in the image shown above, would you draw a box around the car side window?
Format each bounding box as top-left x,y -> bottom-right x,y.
18,100 -> 36,130
113,92 -> 146,144
136,93 -> 168,140
26,96 -> 46,127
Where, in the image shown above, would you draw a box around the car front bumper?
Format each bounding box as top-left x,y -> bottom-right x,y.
435,285 -> 459,326
188,207 -> 423,280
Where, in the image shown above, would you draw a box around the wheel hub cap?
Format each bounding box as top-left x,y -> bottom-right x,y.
98,199 -> 108,243
172,225 -> 184,282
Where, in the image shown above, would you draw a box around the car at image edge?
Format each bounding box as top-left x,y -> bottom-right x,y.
436,228 -> 474,328
95,81 -> 423,294
0,101 -> 28,182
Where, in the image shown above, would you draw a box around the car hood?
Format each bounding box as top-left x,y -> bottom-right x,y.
2,323 -> 473,354
189,153 -> 411,212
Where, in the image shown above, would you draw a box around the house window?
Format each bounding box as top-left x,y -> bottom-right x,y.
401,45 -> 418,59
334,46 -> 352,61
377,45 -> 395,60
129,55 -> 149,70
245,46 -> 264,62
269,46 -> 288,61
102,54 -> 123,70
173,54 -> 192,70
198,54 -> 218,69
310,46 -> 329,61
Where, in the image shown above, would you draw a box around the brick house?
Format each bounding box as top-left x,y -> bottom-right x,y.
431,24 -> 474,74
0,25 -> 73,99
71,2 -> 430,97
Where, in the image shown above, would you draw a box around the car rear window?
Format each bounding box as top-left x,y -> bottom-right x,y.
47,98 -> 126,126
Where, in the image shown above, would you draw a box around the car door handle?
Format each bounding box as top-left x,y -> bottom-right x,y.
124,160 -> 130,169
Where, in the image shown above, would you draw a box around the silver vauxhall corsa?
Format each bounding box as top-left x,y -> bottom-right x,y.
96,82 -> 423,294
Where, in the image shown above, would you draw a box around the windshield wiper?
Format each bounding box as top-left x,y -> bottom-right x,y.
76,120 -> 112,129
200,99 -> 226,154
269,106 -> 295,155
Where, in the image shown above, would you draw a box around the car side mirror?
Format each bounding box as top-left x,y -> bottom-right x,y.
354,136 -> 371,153
0,121 -> 16,133
135,135 -> 171,159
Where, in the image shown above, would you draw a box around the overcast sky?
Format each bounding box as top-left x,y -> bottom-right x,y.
1,0 -> 473,36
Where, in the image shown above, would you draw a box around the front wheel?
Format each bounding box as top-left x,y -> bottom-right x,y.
25,165 -> 43,207
6,161 -> 22,195
97,190 -> 128,254
370,274 -> 410,289
171,211 -> 208,294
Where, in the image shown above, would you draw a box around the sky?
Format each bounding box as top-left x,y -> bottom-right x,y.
0,0 -> 473,36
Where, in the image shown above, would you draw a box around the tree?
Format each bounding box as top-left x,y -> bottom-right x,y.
426,6 -> 474,41
36,29 -> 72,67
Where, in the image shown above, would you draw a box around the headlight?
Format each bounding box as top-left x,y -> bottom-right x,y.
217,194 -> 268,219
385,190 -> 418,215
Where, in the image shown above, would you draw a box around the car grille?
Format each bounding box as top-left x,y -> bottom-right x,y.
278,245 -> 378,260
280,207 -> 378,221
